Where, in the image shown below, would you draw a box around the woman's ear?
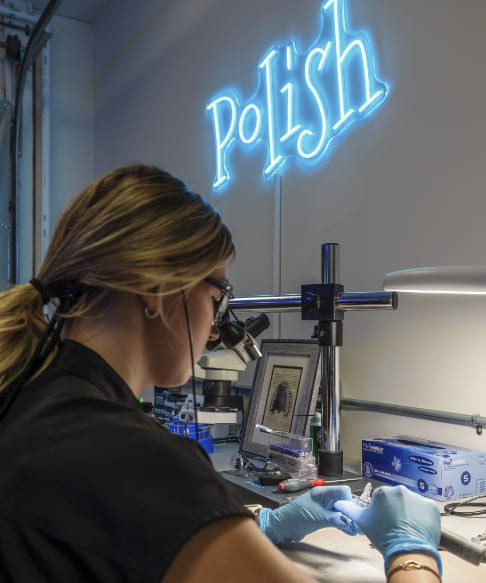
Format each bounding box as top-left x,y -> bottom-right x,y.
140,284 -> 164,314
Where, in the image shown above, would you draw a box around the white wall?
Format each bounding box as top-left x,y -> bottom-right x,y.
52,0 -> 486,464
48,15 -> 95,229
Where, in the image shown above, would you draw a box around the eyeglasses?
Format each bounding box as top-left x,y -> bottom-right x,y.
204,276 -> 234,326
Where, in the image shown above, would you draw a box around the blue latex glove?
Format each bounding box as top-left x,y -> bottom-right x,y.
334,485 -> 442,574
257,485 -> 358,544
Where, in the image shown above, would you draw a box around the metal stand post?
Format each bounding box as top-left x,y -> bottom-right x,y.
318,243 -> 343,476
301,243 -> 344,476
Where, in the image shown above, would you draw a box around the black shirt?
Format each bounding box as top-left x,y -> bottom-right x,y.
0,340 -> 250,582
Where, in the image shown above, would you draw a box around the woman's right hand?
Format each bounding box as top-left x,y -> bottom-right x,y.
334,485 -> 442,573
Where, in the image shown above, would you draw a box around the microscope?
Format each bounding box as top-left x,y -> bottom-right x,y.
179,312 -> 270,428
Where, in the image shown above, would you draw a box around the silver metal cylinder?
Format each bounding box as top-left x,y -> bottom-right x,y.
322,243 -> 340,284
229,294 -> 301,312
322,346 -> 340,451
336,290 -> 397,310
229,291 -> 397,312
341,398 -> 486,430
320,244 -> 340,457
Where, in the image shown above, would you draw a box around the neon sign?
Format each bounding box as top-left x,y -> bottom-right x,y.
206,0 -> 389,193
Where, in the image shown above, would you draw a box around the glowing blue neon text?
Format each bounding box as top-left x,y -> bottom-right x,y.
206,0 -> 389,193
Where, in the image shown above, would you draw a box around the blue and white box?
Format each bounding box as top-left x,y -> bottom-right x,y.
362,435 -> 486,501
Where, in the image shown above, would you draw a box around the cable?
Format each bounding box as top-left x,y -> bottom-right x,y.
442,495 -> 486,518
181,291 -> 199,441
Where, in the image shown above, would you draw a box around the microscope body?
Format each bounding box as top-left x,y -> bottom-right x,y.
186,313 -> 270,426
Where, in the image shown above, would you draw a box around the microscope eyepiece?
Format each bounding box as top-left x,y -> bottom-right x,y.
244,313 -> 270,339
206,312 -> 270,351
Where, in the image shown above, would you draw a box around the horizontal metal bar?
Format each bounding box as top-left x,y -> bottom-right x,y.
341,398 -> 486,431
229,290 -> 397,313
0,21 -> 31,34
229,294 -> 301,312
336,291 -> 397,310
0,5 -> 39,24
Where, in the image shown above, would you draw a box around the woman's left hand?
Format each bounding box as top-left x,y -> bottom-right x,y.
257,485 -> 359,544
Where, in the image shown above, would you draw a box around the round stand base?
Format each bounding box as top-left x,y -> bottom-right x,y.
318,449 -> 343,477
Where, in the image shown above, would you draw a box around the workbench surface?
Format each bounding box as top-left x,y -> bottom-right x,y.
211,443 -> 486,582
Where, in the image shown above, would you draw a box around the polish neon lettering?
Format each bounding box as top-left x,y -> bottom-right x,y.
206,0 -> 389,193
297,45 -> 331,159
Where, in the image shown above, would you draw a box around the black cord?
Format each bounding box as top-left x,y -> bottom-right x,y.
213,436 -> 240,444
181,291 -> 199,441
228,307 -> 245,327
0,286 -> 85,422
442,495 -> 486,517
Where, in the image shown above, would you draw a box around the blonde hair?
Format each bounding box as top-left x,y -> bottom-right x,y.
0,164 -> 234,393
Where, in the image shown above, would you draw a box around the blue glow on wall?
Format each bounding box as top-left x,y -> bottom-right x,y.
206,0 -> 389,193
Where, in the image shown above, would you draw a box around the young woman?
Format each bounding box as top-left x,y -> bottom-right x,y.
0,164 -> 441,582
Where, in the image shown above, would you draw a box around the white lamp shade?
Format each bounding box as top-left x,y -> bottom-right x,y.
383,265 -> 486,294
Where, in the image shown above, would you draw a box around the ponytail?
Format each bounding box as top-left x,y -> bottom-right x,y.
0,282 -> 49,393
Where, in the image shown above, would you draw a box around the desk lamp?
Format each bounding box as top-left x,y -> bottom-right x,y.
383,265 -> 486,294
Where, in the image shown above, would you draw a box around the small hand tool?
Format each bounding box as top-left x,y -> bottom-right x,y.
278,477 -> 327,492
